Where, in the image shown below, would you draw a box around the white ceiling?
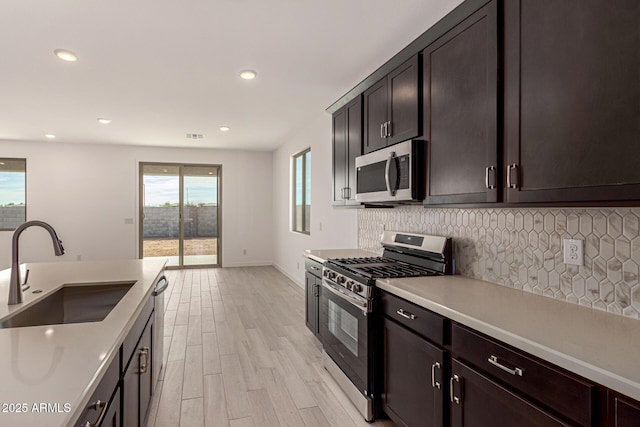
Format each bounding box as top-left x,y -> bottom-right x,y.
0,0 -> 463,151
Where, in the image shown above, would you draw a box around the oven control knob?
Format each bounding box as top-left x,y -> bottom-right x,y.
328,271 -> 337,280
336,276 -> 346,284
352,284 -> 363,293
345,281 -> 354,290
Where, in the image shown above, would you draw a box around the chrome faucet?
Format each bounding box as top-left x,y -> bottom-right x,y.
9,220 -> 65,305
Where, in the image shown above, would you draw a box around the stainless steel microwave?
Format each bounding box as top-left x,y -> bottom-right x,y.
355,139 -> 425,203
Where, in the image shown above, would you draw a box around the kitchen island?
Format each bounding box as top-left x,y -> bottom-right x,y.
0,259 -> 166,427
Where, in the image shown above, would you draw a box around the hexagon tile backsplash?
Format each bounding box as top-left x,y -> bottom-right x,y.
358,206 -> 640,319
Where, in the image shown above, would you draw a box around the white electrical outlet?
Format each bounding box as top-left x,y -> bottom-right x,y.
563,238 -> 583,266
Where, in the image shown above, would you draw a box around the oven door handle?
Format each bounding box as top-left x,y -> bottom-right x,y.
321,280 -> 370,312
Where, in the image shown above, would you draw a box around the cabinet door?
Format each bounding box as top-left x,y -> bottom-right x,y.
305,272 -> 319,336
383,317 -> 446,427
139,319 -> 153,426
450,359 -> 571,427
609,393 -> 640,427
332,107 -> 348,206
332,96 -> 362,206
363,79 -> 388,154
387,55 -> 420,146
505,0 -> 640,203
101,387 -> 121,427
123,318 -> 153,427
424,1 -> 498,204
345,96 -> 362,205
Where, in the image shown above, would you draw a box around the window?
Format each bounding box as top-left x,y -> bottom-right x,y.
0,158 -> 26,230
292,148 -> 311,234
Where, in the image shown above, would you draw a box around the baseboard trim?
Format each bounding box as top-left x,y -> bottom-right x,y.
222,261 -> 272,268
273,263 -> 304,288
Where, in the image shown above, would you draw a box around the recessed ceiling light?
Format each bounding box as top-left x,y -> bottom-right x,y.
208,172 -> 213,175
97,118 -> 112,124
45,134 -> 56,139
239,70 -> 257,80
219,126 -> 230,132
0,162 -> 5,165
54,49 -> 78,62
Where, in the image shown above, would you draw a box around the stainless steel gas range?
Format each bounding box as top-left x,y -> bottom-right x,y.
319,231 -> 453,422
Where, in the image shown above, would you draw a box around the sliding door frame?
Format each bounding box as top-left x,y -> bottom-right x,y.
138,162 -> 222,269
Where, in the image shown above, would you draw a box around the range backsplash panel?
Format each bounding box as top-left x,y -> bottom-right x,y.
358,206 -> 640,319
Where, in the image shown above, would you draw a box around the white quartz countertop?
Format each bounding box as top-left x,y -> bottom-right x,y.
303,248 -> 379,263
377,275 -> 640,401
0,259 -> 166,427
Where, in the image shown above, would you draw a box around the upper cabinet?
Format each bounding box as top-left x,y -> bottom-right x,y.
504,0 -> 640,203
331,0 -> 640,207
332,96 -> 362,206
423,0 -> 498,204
363,55 -> 421,154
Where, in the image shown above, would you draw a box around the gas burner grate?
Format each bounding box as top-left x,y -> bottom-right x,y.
331,257 -> 393,265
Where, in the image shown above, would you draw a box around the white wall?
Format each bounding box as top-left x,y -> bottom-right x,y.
0,141 -> 273,269
272,113 -> 358,287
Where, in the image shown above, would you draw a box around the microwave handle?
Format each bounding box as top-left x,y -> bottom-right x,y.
385,151 -> 397,196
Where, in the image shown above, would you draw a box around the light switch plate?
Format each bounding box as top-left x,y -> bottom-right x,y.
563,238 -> 584,266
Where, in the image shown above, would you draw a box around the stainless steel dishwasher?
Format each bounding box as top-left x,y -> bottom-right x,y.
152,274 -> 169,393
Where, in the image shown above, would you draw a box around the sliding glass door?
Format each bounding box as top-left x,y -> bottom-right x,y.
140,163 -> 221,268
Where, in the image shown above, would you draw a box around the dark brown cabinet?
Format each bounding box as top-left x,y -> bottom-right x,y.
305,258 -> 322,338
607,392 -> 640,427
382,317 -> 446,427
450,359 -> 570,427
74,353 -> 120,427
380,291 -> 448,427
123,311 -> 153,427
332,96 -> 362,206
451,323 -> 595,426
363,55 -> 420,154
504,0 -> 640,203
423,0 -> 498,204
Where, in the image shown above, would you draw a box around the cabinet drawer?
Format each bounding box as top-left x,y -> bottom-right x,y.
123,295 -> 153,369
305,258 -> 323,278
74,354 -> 119,427
451,323 -> 595,426
380,291 -> 447,346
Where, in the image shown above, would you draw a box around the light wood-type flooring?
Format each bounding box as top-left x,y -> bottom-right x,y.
146,267 -> 397,427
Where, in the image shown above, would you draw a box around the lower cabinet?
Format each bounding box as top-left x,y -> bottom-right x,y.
305,258 -> 323,338
608,392 -> 640,427
380,290 -> 448,427
382,317 -> 446,427
450,359 -> 569,427
380,291 -> 640,427
123,312 -> 153,427
101,388 -> 121,427
74,352 -> 120,427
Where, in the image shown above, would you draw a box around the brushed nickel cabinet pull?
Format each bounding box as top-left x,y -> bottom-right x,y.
506,164 -> 519,189
380,123 -> 385,139
139,347 -> 150,374
431,362 -> 441,389
450,374 -> 461,404
396,308 -> 416,320
485,166 -> 496,189
386,121 -> 392,137
84,400 -> 107,427
488,355 -> 524,376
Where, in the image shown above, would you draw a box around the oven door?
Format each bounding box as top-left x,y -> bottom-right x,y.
319,279 -> 370,393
